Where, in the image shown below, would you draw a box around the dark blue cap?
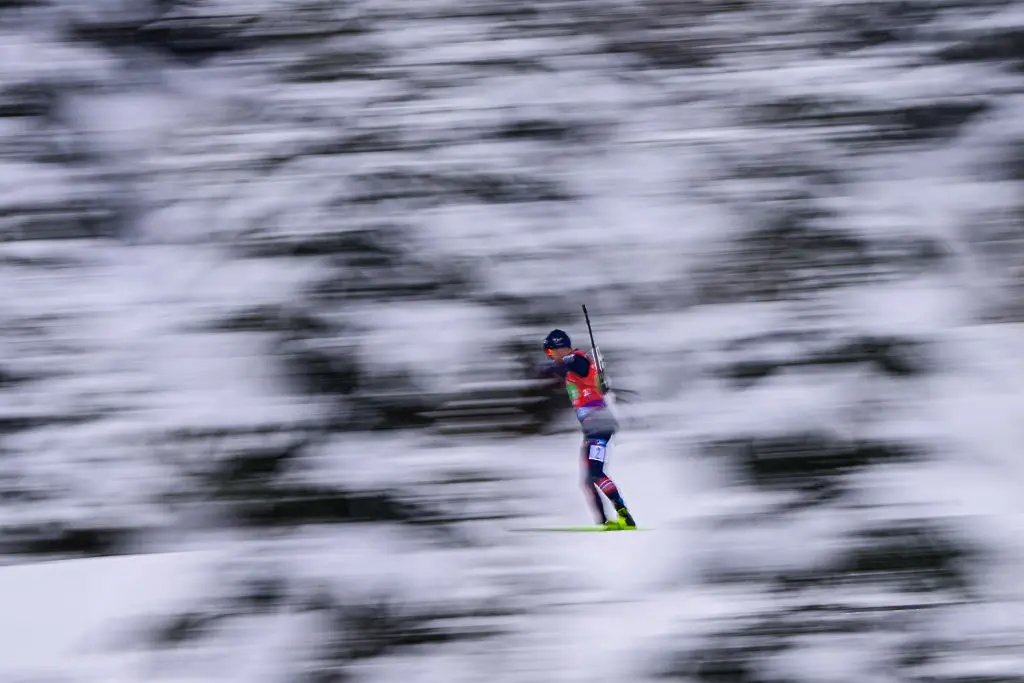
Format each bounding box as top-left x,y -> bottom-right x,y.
543,329 -> 571,350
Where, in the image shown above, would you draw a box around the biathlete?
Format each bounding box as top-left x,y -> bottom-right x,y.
539,328 -> 637,530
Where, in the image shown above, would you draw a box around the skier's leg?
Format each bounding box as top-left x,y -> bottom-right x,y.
585,436 -> 636,528
580,442 -> 607,524
585,437 -> 626,510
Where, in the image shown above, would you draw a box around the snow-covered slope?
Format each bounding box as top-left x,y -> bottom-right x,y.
0,0 -> 1022,681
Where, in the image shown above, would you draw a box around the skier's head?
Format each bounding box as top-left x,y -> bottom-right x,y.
543,329 -> 573,361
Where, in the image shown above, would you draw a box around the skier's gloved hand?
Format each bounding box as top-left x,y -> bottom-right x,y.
535,361 -> 560,380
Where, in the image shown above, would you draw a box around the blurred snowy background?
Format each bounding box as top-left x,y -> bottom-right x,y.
0,0 -> 1022,681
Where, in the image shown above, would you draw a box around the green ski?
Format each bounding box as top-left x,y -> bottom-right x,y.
511,525 -> 653,533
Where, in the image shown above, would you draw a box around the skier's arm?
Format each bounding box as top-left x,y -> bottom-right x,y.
537,360 -> 566,379
538,354 -> 590,379
565,353 -> 610,393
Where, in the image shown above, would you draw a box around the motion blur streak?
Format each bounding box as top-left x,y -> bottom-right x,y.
0,1 -> 1021,682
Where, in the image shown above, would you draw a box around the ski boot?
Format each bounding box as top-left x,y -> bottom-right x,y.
615,506 -> 637,530
601,519 -> 622,531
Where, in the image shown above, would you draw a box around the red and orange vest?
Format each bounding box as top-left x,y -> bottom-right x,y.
564,350 -> 605,410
